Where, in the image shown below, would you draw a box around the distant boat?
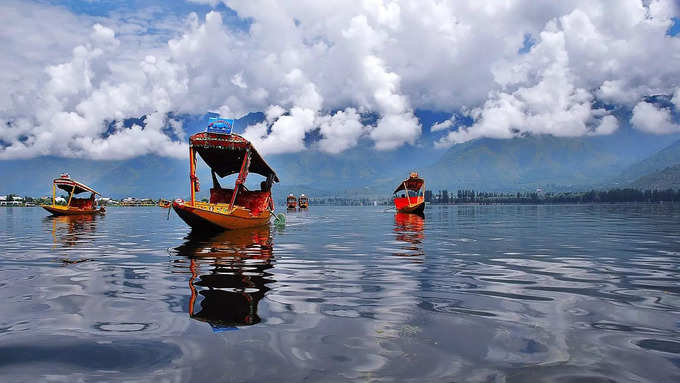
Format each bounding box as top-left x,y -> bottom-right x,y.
41,174 -> 105,216
172,117 -> 279,231
158,199 -> 171,208
298,194 -> 309,209
286,194 -> 297,209
393,172 -> 425,214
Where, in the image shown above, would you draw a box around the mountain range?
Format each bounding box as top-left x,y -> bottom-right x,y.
630,165 -> 680,190
1,111 -> 680,199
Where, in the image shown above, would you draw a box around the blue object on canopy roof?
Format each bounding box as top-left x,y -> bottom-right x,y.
207,117 -> 234,134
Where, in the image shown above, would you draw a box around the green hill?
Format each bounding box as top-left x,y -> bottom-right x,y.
612,139 -> 680,186
630,164 -> 680,190
421,135 -> 626,191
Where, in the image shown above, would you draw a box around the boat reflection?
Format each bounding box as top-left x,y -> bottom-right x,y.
393,213 -> 425,256
46,214 -> 99,248
174,226 -> 275,331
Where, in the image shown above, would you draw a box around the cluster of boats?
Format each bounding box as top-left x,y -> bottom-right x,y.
286,193 -> 309,210
41,117 -> 427,228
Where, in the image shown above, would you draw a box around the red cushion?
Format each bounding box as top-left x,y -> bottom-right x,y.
70,197 -> 94,209
210,188 -> 270,216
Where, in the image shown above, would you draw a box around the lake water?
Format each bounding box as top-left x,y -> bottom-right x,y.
0,204 -> 679,382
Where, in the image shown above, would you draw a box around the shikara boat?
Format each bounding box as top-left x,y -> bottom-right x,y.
393,172 -> 425,214
41,174 -> 105,216
172,118 -> 279,231
298,194 -> 309,209
286,194 -> 297,209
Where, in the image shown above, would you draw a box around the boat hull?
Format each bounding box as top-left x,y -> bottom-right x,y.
173,201 -> 272,231
395,200 -> 425,214
42,205 -> 102,216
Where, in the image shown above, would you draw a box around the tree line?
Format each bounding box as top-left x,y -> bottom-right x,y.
425,188 -> 680,204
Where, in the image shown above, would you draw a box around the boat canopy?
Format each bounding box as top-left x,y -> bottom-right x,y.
53,175 -> 100,195
190,132 -> 279,182
393,173 -> 424,194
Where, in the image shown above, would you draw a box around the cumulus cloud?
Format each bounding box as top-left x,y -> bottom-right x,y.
436,2 -> 679,147
430,119 -> 454,132
1,0 -> 680,158
316,108 -> 365,154
630,101 -> 680,134
673,88 -> 680,110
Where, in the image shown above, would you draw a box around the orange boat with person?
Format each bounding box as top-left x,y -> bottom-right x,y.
286,194 -> 297,209
393,172 -> 425,215
298,194 -> 309,209
41,174 -> 105,216
172,117 -> 279,231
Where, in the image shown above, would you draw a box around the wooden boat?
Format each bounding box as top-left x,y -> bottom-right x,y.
158,199 -> 171,208
298,194 -> 309,209
172,118 -> 279,231
286,194 -> 297,209
41,174 -> 105,216
393,172 -> 425,214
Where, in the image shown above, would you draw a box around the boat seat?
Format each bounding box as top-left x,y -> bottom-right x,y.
70,197 -> 94,209
210,188 -> 270,216
210,188 -> 234,204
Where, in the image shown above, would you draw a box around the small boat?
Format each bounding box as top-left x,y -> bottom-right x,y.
41,174 -> 105,216
172,117 -> 279,231
393,172 -> 425,214
298,194 -> 309,209
286,194 -> 297,209
158,199 -> 171,208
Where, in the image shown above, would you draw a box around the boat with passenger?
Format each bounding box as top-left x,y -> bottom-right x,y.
172,117 -> 279,231
393,172 -> 425,214
286,194 -> 297,209
41,174 -> 105,216
298,194 -> 309,209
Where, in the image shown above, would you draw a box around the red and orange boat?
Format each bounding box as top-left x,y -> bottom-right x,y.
41,174 -> 105,216
172,118 -> 279,231
393,172 -> 425,214
286,194 -> 297,209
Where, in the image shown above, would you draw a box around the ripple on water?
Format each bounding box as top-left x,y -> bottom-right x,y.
1,205 -> 680,381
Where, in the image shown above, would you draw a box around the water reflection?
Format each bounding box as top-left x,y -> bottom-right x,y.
45,214 -> 99,248
3,205 -> 680,381
393,213 -> 424,256
173,227 -> 275,331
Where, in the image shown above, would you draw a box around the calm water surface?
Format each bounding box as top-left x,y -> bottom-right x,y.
1,204 -> 679,382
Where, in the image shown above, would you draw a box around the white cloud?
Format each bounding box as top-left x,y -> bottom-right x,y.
630,101 -> 680,134
316,108 -> 366,154
436,21 -> 620,147
431,119 -> 454,132
672,88 -> 680,110
1,0 -> 679,159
